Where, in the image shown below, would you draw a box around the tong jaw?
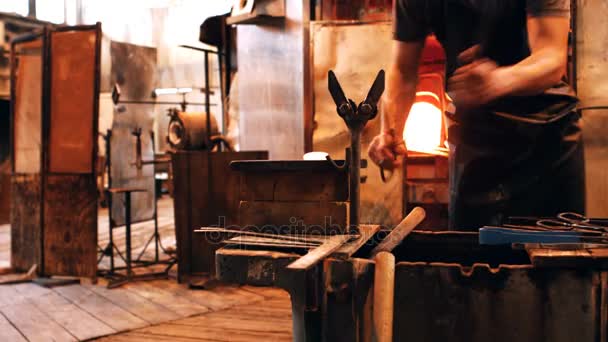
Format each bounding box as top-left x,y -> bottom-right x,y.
327,69 -> 385,130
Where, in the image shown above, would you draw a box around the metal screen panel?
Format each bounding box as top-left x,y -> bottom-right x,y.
109,41 -> 157,226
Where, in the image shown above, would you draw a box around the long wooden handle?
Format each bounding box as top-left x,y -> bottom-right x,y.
370,207 -> 426,257
372,251 -> 395,342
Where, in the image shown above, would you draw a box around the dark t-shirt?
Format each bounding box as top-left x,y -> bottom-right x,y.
394,0 -> 570,78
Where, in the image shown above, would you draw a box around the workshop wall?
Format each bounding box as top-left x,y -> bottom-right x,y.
236,0 -> 308,159
576,0 -> 608,216
81,0 -> 229,153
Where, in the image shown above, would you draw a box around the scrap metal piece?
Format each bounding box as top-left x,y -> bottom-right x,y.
196,227 -> 326,245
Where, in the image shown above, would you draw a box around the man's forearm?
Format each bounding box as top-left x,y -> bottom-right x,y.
497,49 -> 565,97
382,65 -> 418,138
497,16 -> 569,97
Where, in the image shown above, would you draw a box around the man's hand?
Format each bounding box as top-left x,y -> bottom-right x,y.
367,131 -> 407,170
447,57 -> 510,110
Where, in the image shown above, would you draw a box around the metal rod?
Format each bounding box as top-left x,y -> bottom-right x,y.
117,100 -> 216,106
151,131 -> 160,262
179,44 -> 223,55
204,51 -> 212,147
350,132 -> 361,234
106,131 -> 114,272
125,192 -> 132,278
217,45 -> 225,152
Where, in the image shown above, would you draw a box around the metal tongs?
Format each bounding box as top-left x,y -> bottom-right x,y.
480,212 -> 608,245
326,70 -> 385,233
506,212 -> 608,234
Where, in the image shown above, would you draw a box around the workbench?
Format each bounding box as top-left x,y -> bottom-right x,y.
216,230 -> 608,342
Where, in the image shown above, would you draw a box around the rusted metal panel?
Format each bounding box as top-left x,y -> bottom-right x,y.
10,174 -> 41,272
48,29 -> 98,174
394,264 -> 601,342
42,175 -> 97,277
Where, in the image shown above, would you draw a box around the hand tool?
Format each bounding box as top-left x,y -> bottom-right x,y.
327,69 -> 385,234
509,212 -> 608,229
536,212 -> 608,233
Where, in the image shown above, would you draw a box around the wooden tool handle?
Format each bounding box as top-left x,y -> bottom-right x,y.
373,251 -> 395,342
370,207 -> 426,257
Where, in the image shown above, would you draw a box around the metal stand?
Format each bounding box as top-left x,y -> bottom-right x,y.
97,131 -> 176,288
102,188 -> 175,289
325,70 -> 385,234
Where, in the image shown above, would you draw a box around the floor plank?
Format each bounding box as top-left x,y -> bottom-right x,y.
134,323 -> 292,342
12,282 -> 52,298
87,284 -> 182,324
0,198 -> 296,342
0,285 -> 25,307
240,285 -> 290,299
54,284 -> 148,332
30,291 -> 116,340
1,302 -> 77,342
0,312 -> 27,342
148,280 -> 265,312
124,281 -> 210,317
95,331 -> 203,342
94,293 -> 293,342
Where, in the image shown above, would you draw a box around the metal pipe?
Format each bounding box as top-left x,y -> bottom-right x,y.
350,130 -> 362,233
204,51 -> 212,148
117,100 -> 216,107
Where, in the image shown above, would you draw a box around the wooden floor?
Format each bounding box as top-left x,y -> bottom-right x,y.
0,197 -> 293,342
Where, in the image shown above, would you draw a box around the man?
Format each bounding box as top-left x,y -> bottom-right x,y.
368,0 -> 585,230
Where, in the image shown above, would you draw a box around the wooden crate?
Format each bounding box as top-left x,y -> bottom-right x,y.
171,150 -> 268,283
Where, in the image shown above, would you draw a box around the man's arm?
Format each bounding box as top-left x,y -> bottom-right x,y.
368,40 -> 423,167
501,15 -> 570,95
383,40 -> 425,137
448,16 -> 570,108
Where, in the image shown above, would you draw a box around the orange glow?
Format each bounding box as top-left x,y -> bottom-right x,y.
404,99 -> 443,154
